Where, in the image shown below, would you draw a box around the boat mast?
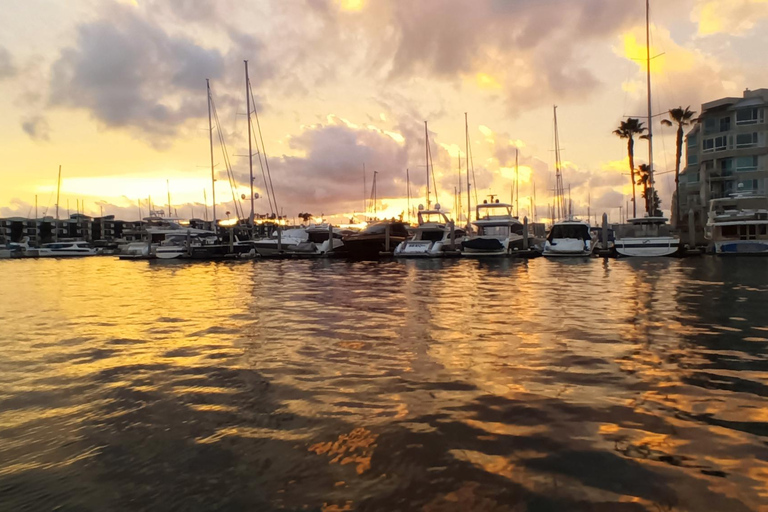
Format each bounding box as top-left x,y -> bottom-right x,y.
515,148 -> 520,217
645,0 -> 655,215
465,113 -> 471,226
553,105 -> 565,222
166,179 -> 171,218
55,164 -> 61,242
363,164 -> 367,217
424,121 -> 430,208
457,154 -> 462,223
245,60 -> 255,227
406,168 -> 411,223
207,79 -> 217,231
373,171 -> 378,217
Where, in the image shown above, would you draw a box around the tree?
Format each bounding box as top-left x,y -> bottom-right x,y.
661,106 -> 697,226
613,118 -> 647,218
636,164 -> 662,216
636,164 -> 651,214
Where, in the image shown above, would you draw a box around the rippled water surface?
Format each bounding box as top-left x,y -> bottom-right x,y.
2,256 -> 768,511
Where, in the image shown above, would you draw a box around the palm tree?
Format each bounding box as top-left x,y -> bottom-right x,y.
661,106 -> 696,225
613,118 -> 646,218
636,164 -> 651,214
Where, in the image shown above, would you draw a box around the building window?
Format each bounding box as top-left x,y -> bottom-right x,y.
687,153 -> 698,166
736,132 -> 758,148
703,136 -> 726,152
719,116 -> 731,132
687,134 -> 698,148
720,158 -> 734,176
704,118 -> 717,134
737,179 -> 759,191
736,108 -> 762,125
736,156 -> 758,172
687,172 -> 699,183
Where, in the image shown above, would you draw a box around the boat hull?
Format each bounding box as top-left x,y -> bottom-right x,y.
37,250 -> 99,257
615,236 -> 680,257
542,238 -> 593,258
714,240 -> 768,255
394,240 -> 448,257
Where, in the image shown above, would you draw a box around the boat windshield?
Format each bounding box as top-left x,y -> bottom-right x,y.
361,223 -> 409,236
548,224 -> 590,241
417,212 -> 449,225
476,204 -> 513,220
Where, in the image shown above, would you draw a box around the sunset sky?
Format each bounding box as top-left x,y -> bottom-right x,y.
1,0 -> 767,224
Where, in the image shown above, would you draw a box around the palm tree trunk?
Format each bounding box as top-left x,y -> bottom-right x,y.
675,124 -> 683,226
628,138 -> 636,218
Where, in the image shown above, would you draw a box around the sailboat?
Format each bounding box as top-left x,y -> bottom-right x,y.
614,0 -> 680,257
395,122 -> 462,257
542,106 -> 595,257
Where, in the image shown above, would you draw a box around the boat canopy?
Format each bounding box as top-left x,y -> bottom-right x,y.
548,223 -> 591,241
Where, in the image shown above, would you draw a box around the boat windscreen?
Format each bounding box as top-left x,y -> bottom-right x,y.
549,224 -> 590,241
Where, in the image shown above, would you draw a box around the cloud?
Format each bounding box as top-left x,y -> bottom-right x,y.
246,117 -> 409,216
21,115 -> 51,141
47,3 -> 270,147
693,0 -> 768,36
0,46 -> 15,80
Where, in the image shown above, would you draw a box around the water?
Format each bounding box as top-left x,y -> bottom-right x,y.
1,257 -> 767,511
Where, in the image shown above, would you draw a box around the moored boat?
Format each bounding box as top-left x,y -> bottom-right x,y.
38,241 -> 99,257
341,221 -> 410,259
706,194 -> 768,255
614,217 -> 680,257
542,220 -> 594,257
395,207 -> 461,257
461,200 -> 524,257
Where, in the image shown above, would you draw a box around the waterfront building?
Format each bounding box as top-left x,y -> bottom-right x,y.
678,88 -> 768,243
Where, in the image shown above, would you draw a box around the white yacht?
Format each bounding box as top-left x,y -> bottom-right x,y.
38,241 -> 99,257
706,194 -> 768,255
614,217 -> 680,257
461,200 -> 524,257
120,217 -> 215,259
394,206 -> 460,257
542,220 -> 595,257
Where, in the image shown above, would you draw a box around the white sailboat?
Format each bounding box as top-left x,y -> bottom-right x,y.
614,0 -> 680,257
542,106 -> 595,257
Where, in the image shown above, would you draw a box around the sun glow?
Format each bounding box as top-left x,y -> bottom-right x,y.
338,0 -> 365,12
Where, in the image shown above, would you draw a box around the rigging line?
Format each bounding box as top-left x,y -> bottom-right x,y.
426,133 -> 439,206
210,93 -> 244,219
467,130 -> 478,206
249,86 -> 278,217
248,85 -> 275,216
247,89 -> 275,215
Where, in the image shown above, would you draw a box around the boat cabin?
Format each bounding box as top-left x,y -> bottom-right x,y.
547,222 -> 591,242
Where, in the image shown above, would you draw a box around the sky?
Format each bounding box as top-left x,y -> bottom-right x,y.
1,0 -> 767,225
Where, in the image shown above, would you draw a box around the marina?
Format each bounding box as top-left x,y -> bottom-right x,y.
2,0 -> 768,509
2,256 -> 768,511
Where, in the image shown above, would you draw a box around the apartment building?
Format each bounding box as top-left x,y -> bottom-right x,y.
679,89 -> 768,235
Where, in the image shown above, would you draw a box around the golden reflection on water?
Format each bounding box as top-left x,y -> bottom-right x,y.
1,256 -> 768,510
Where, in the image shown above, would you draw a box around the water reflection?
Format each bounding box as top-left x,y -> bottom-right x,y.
0,257 -> 767,510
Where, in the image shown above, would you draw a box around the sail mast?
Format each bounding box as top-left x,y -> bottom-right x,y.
406,168 -> 411,224
515,148 -> 520,217
645,0 -> 655,214
55,165 -> 61,242
245,60 -> 255,227
166,179 -> 171,218
553,105 -> 565,221
465,113 -> 471,227
207,79 -> 217,230
424,121 -> 430,208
